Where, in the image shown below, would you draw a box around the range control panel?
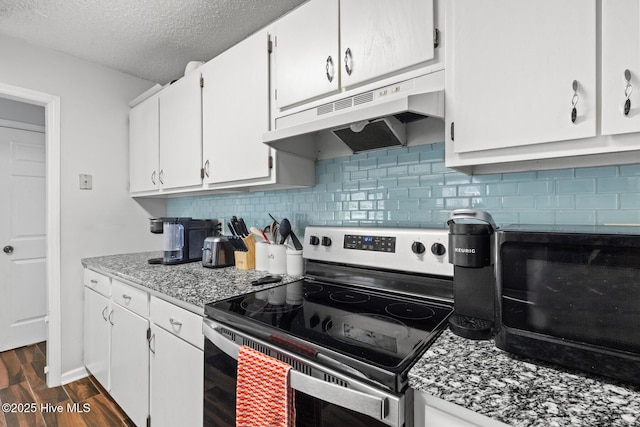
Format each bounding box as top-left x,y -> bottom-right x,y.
344,234 -> 396,252
304,226 -> 452,277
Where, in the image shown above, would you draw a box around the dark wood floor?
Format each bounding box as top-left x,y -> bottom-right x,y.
0,342 -> 133,427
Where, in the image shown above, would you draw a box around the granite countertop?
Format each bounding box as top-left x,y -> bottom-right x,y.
82,252 -> 640,426
81,251 -> 302,314
409,329 -> 640,427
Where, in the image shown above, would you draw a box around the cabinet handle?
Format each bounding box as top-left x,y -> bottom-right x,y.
624,69 -> 633,116
159,169 -> 165,184
571,80 -> 579,124
148,332 -> 155,354
101,306 -> 109,321
122,294 -> 132,302
90,279 -> 98,284
151,171 -> 157,185
204,160 -> 210,178
108,310 -> 114,325
344,48 -> 353,76
169,317 -> 182,327
326,56 -> 335,82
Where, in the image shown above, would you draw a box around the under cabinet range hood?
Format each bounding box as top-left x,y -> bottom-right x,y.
263,70 -> 445,159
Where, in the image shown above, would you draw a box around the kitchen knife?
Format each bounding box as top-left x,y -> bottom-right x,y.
227,222 -> 237,236
238,218 -> 250,237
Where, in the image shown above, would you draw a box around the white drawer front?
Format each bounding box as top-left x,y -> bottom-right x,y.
150,296 -> 204,350
112,279 -> 149,317
83,269 -> 110,297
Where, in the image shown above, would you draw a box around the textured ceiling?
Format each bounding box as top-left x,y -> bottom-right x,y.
0,0 -> 306,84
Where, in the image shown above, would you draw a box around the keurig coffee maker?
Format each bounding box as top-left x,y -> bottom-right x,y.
447,209 -> 497,340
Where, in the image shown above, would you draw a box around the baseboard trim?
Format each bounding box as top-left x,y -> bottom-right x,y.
60,366 -> 89,385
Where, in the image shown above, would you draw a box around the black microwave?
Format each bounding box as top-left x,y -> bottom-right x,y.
494,225 -> 640,385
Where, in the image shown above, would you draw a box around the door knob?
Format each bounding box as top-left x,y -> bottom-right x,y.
3,245 -> 14,254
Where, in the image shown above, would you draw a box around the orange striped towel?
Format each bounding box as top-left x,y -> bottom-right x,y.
236,345 -> 295,427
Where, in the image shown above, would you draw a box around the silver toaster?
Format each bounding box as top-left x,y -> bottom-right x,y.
202,236 -> 235,268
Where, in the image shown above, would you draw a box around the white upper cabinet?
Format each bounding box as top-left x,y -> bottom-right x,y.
129,95 -> 159,193
446,0 -> 597,154
202,29 -> 272,185
275,0 -> 340,108
601,0 -> 640,136
274,0 -> 435,110
158,71 -> 203,190
340,0 -> 435,88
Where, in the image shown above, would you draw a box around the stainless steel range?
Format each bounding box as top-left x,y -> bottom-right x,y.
202,226 -> 454,427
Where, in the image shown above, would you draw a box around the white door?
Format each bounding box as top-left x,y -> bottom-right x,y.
601,0 -> 640,136
340,0 -> 435,88
274,0 -> 340,108
159,72 -> 203,191
0,126 -> 46,352
149,324 -> 203,427
110,303 -> 149,427
129,94 -> 160,193
446,0 -> 596,154
202,29 -> 271,185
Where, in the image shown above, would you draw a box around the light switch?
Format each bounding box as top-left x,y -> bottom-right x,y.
79,174 -> 92,190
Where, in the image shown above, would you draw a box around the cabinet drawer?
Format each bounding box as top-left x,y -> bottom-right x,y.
150,296 -> 204,350
83,269 -> 110,297
112,280 -> 149,317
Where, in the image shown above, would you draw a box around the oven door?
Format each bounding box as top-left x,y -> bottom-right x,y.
203,318 -> 406,427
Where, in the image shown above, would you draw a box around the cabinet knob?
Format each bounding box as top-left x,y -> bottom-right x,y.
326,56 -> 335,82
344,48 -> 353,76
3,245 -> 13,254
624,69 -> 633,116
571,80 -> 579,124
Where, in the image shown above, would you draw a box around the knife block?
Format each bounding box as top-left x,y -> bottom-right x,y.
234,235 -> 256,270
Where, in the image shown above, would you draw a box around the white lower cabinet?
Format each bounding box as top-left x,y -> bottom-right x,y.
84,270 -> 203,427
83,287 -> 111,390
149,324 -> 203,427
110,302 -> 150,427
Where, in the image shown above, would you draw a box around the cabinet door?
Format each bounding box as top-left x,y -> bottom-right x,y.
110,303 -> 149,427
202,30 -> 271,185
340,0 -> 435,88
601,0 -> 640,136
83,288 -> 110,390
149,324 -> 203,427
274,0 -> 339,108
129,95 -> 160,193
446,0 -> 596,154
159,71 -> 203,190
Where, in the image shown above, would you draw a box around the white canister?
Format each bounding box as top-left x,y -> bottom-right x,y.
268,244 -> 287,275
286,248 -> 304,276
254,241 -> 269,271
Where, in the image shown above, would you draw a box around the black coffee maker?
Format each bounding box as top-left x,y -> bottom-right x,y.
447,209 -> 497,340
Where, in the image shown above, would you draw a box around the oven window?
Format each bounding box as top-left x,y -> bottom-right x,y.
500,243 -> 640,353
204,339 -> 391,427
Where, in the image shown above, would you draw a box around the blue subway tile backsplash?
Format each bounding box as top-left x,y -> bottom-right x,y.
166,143 -> 640,236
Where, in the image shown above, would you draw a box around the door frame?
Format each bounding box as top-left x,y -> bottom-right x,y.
0,82 -> 62,387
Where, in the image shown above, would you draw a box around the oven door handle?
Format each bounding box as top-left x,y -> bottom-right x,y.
203,319 -> 390,422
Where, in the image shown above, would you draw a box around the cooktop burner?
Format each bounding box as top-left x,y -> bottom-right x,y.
385,302 -> 436,320
329,290 -> 371,304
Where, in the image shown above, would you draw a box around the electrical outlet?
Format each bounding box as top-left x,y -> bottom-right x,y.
79,174 -> 92,190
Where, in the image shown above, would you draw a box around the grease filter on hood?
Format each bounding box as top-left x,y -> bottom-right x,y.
333,116 -> 406,153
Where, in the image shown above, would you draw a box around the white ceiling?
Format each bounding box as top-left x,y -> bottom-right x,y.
0,0 -> 307,85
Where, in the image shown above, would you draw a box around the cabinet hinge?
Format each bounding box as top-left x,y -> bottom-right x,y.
434,28 -> 440,49
147,415 -> 151,427
200,168 -> 205,179
450,122 -> 455,141
268,36 -> 273,54
200,76 -> 204,88
268,155 -> 274,169
146,327 -> 151,340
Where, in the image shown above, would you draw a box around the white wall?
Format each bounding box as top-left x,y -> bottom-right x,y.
0,34 -> 166,376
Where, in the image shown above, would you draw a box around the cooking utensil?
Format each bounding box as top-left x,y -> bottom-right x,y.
227,222 -> 238,236
279,218 -> 291,245
280,218 -> 303,250
251,275 -> 282,286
